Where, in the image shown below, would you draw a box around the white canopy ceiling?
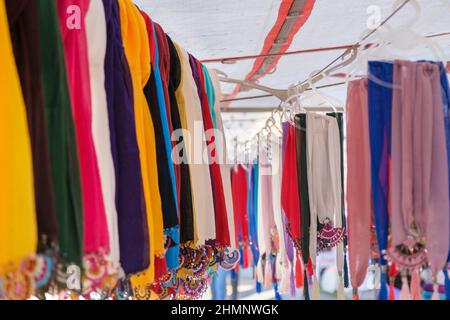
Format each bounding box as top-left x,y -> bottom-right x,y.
135,0 -> 450,142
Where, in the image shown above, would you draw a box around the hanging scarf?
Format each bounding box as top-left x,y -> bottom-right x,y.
294,114 -> 311,299
189,55 -> 230,247
141,11 -> 179,272
119,0 -> 166,291
368,61 -> 393,299
167,35 -> 195,244
155,23 -> 181,202
256,149 -> 266,284
281,123 -> 301,249
306,113 -> 344,299
202,65 -> 218,129
86,0 -> 120,266
248,164 -> 260,269
281,122 -> 297,297
327,112 -> 349,288
391,60 -> 449,279
232,165 -> 251,268
102,0 -> 149,274
0,0 -> 37,274
271,134 -> 290,293
259,146 -> 278,289
210,69 -> 237,250
6,0 -> 58,250
346,78 -> 372,298
37,0 -> 84,267
57,0 -> 110,257
174,43 -> 216,244
435,62 -> 450,264
148,19 -> 179,216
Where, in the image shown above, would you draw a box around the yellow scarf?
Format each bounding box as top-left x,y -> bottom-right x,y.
0,0 -> 37,273
118,0 -> 165,297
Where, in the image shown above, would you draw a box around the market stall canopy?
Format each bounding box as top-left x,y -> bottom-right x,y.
135,0 -> 450,139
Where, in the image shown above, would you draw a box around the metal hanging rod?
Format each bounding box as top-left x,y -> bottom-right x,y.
220,81 -> 347,104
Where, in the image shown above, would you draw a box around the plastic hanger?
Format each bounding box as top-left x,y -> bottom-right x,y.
347,0 -> 444,88
294,70 -> 342,114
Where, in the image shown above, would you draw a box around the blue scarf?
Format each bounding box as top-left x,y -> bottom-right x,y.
151,21 -> 179,270
368,61 -> 393,299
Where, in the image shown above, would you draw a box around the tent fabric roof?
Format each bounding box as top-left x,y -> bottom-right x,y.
135,0 -> 450,141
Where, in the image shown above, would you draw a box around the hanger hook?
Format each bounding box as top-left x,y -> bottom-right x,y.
306,70 -> 339,113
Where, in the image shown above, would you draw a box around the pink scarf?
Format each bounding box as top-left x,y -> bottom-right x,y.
57,0 -> 109,255
346,78 -> 372,296
260,147 -> 278,288
391,60 -> 449,277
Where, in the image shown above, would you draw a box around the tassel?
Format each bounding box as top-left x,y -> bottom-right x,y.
303,269 -> 310,300
165,246 -> 178,272
271,256 -> 277,283
256,281 -> 262,294
243,246 -> 251,269
431,283 -> 440,300
164,228 -> 179,271
343,249 -> 349,288
307,259 -> 314,276
239,247 -> 244,268
264,261 -> 273,289
280,267 -> 290,293
273,283 -> 282,301
337,273 -> 345,300
290,267 -> 296,297
352,288 -> 359,300
378,269 -> 388,300
389,282 -> 395,300
154,255 -> 168,281
410,269 -> 422,300
444,268 -> 450,300
388,263 -> 397,300
374,265 -> 381,290
399,275 -> 411,300
275,256 -> 283,281
256,260 -> 264,284
312,273 -> 321,300
295,257 -> 304,288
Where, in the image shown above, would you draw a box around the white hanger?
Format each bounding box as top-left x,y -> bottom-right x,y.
302,70 -> 341,113
347,0 -> 444,87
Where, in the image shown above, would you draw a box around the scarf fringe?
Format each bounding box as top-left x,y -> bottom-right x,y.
256,281 -> 262,294
312,273 -> 320,300
273,282 -> 282,300
243,246 -> 251,269
337,273 -> 345,300
431,283 -> 440,300
279,265 -> 290,293
443,268 -> 450,300
256,260 -> 264,284
303,269 -> 310,300
154,255 -> 168,281
411,269 -> 422,300
290,267 -> 296,297
352,288 -> 359,300
295,257 -> 304,288
264,261 -> 273,289
399,275 -> 411,300
343,250 -> 349,288
379,269 -> 388,300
